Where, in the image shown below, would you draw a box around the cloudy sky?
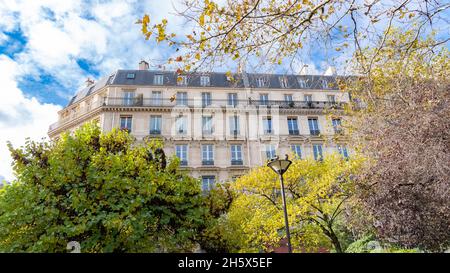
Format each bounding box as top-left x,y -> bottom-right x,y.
0,0 -> 195,180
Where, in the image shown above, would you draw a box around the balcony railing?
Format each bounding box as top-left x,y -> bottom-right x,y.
202,160 -> 214,166
310,130 -> 321,136
100,97 -> 345,109
49,97 -> 346,133
289,130 -> 300,135
231,160 -> 243,165
149,129 -> 161,135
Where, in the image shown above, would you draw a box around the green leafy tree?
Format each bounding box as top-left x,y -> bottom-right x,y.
0,123 -> 207,252
224,154 -> 363,253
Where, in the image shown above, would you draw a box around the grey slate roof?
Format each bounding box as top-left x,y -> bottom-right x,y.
67,70 -> 339,106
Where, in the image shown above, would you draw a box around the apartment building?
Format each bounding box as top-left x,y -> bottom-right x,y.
48,61 -> 350,189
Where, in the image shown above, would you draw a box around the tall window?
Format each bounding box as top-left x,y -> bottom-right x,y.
263,117 -> 273,134
202,176 -> 215,191
327,95 -> 336,103
308,118 -> 320,135
265,144 -> 276,159
332,118 -> 342,134
284,94 -> 293,102
176,92 -> 188,106
230,115 -> 240,135
202,116 -> 213,135
176,116 -> 187,134
231,145 -> 243,165
228,93 -> 238,107
304,94 -> 312,102
202,92 -> 212,107
123,91 -> 134,105
291,144 -> 302,159
337,145 -> 349,159
154,74 -> 164,85
150,115 -> 161,134
120,116 -> 132,132
260,94 -> 269,105
298,78 -> 307,88
202,144 -> 214,165
256,77 -> 265,87
200,76 -> 210,86
287,117 -> 299,135
279,76 -> 288,88
176,145 -> 188,166
151,91 -> 162,106
313,144 -> 323,161
321,79 -> 328,89
177,75 -> 188,86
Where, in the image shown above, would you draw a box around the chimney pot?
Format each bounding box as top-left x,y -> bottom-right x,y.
139,60 -> 149,70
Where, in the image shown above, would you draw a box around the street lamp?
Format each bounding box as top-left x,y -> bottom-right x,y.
267,155 -> 293,253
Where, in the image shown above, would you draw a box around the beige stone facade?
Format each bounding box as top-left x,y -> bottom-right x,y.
48,65 -> 349,188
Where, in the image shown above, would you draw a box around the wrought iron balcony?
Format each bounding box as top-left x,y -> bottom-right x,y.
231,160 -> 243,165
289,130 -> 300,135
149,129 -> 161,135
202,160 -> 214,166
310,130 -> 321,136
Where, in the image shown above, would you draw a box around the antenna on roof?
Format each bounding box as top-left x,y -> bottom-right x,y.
85,78 -> 94,87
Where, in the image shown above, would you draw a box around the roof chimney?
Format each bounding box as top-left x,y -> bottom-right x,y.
85,78 -> 94,87
139,60 -> 149,70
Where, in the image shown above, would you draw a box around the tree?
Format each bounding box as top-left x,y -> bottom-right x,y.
0,123 -> 208,252
224,154 -> 363,253
345,30 -> 450,251
138,0 -> 448,74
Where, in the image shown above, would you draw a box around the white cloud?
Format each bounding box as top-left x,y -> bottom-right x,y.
0,55 -> 61,181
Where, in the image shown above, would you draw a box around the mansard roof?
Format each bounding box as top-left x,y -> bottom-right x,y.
67,70 -> 340,106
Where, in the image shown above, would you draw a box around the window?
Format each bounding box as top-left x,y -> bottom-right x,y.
265,144 -> 276,160
177,75 -> 188,86
287,117 -> 299,135
200,76 -> 210,86
337,145 -> 349,159
332,118 -> 342,134
291,145 -> 302,159
202,176 -> 215,191
231,145 -> 243,165
284,94 -> 293,102
327,95 -> 336,103
263,117 -> 273,134
228,93 -> 238,107
229,115 -> 240,135
176,145 -> 188,166
202,144 -> 214,165
154,74 -> 164,85
176,116 -> 187,134
150,115 -> 162,134
123,91 -> 134,106
260,94 -> 269,105
176,92 -> 188,106
256,77 -> 265,87
202,116 -> 213,135
304,94 -> 312,102
120,116 -> 132,132
321,79 -> 328,89
308,118 -> 320,135
298,78 -> 308,88
151,91 -> 162,106
313,144 -> 323,161
279,76 -> 288,88
126,73 -> 135,79
202,92 -> 212,107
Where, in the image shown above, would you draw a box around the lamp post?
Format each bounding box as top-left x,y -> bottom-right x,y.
267,155 -> 292,253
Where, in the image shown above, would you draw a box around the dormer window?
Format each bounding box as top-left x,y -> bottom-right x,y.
154,74 -> 164,85
256,77 -> 265,87
126,73 -> 135,79
279,76 -> 288,88
177,75 -> 188,86
298,78 -> 308,88
200,76 -> 210,86
321,79 -> 328,89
